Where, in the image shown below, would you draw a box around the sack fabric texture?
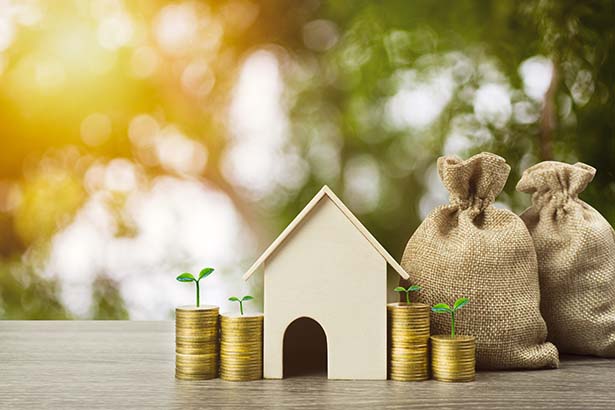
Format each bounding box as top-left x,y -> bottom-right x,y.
517,161 -> 615,357
400,152 -> 559,369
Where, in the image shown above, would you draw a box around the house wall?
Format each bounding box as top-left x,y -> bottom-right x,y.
264,197 -> 387,380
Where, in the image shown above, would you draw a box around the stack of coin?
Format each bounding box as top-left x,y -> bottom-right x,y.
220,314 -> 263,381
430,335 -> 475,382
387,302 -> 430,381
175,306 -> 219,380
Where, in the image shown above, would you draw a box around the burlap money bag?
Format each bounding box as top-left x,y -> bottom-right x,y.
400,152 -> 559,369
517,161 -> 615,356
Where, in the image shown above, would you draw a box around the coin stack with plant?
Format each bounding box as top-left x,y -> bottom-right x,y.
430,297 -> 476,382
387,284 -> 430,381
175,267 -> 219,380
219,295 -> 264,381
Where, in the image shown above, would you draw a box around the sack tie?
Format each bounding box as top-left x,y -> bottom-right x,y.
451,195 -> 490,216
533,190 -> 573,209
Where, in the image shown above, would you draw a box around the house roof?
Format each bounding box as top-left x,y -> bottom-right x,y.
242,185 -> 410,281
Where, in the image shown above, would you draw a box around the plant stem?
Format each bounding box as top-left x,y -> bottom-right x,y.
405,291 -> 410,305
196,280 -> 200,308
451,311 -> 455,338
239,301 -> 244,316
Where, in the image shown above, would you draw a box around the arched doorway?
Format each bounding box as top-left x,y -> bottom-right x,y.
283,317 -> 328,378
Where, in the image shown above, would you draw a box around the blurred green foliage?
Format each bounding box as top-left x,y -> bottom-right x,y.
276,0 -> 615,262
0,259 -> 70,319
0,0 -> 613,319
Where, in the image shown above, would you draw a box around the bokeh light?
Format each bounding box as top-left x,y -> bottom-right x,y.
0,0 -> 613,319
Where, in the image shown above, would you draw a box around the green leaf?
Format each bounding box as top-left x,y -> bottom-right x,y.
393,287 -> 406,292
241,296 -> 254,301
176,273 -> 195,282
432,303 -> 451,310
198,267 -> 215,280
432,303 -> 452,313
453,297 -> 469,311
228,296 -> 240,302
408,285 -> 422,291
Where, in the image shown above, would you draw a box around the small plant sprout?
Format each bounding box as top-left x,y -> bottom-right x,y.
228,295 -> 254,315
176,268 -> 215,308
394,285 -> 422,304
432,297 -> 469,337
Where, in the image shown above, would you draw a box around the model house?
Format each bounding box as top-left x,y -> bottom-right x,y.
243,186 -> 409,380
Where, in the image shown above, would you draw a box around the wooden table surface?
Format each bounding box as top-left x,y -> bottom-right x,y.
1,321 -> 614,409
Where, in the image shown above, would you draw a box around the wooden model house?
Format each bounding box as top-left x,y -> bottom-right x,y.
243,186 -> 409,380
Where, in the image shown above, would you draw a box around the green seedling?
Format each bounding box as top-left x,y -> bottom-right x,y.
228,295 -> 254,315
394,285 -> 422,304
176,267 -> 214,307
431,297 -> 469,338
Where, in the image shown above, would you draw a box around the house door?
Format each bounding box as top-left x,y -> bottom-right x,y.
283,317 -> 327,377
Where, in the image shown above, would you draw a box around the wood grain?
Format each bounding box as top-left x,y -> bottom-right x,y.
1,321 -> 614,409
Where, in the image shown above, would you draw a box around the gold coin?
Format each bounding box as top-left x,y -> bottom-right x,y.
220,314 -> 263,320
176,340 -> 218,346
176,325 -> 218,331
176,365 -> 218,373
219,357 -> 261,363
175,317 -> 219,323
176,357 -> 218,364
220,319 -> 263,325
220,372 -> 263,381
176,359 -> 218,366
176,314 -> 218,319
175,310 -> 219,315
220,374 -> 262,381
220,330 -> 262,336
387,304 -> 431,346
176,317 -> 218,323
220,330 -> 262,335
176,324 -> 218,329
430,335 -> 475,382
175,340 -> 219,346
175,331 -> 218,338
220,336 -> 261,342
220,367 -> 262,373
220,366 -> 261,371
176,332 -> 218,339
220,343 -> 261,349
220,356 -> 262,363
220,319 -> 262,325
221,327 -> 263,332
221,339 -> 261,345
176,320 -> 219,326
176,371 -> 216,376
175,373 -> 216,381
175,336 -> 218,343
176,361 -> 217,368
175,369 -> 217,376
176,305 -> 219,312
177,351 -> 218,358
176,314 -> 219,319
175,344 -> 218,351
220,365 -> 262,372
175,318 -> 219,324
176,364 -> 218,372
220,348 -> 261,353
175,324 -> 218,331
175,363 -> 218,371
176,359 -> 218,367
220,357 -> 262,363
176,340 -> 218,347
176,349 -> 218,356
220,375 -> 262,380
220,350 -> 261,356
